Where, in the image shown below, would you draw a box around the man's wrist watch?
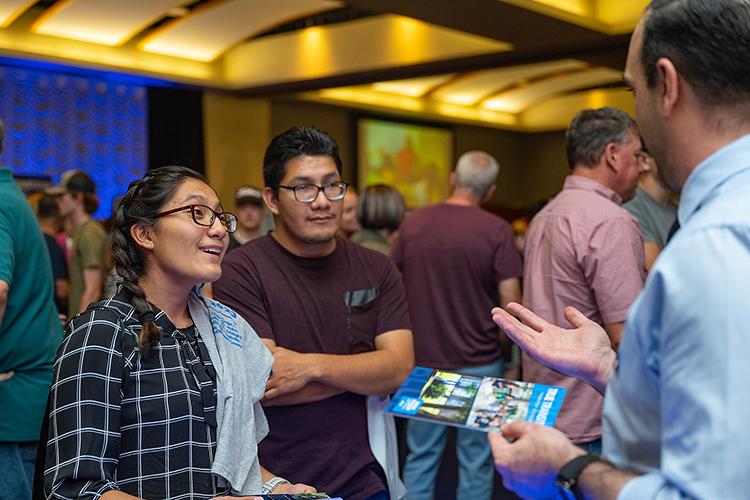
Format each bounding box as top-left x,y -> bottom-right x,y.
262,476 -> 291,494
556,453 -> 606,500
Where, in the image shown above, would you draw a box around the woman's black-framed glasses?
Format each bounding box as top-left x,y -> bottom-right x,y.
274,181 -> 348,203
154,205 -> 238,233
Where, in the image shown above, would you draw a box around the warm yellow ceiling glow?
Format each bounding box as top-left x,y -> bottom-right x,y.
532,0 -> 592,17
481,66 -> 621,113
379,16 -> 512,65
595,0 -> 647,27
0,0 -> 36,28
499,0 -> 648,34
224,14 -> 511,89
372,75 -> 456,97
299,26 -> 333,75
318,87 -> 427,112
32,0 -> 187,46
432,60 -> 587,106
305,87 -> 519,128
518,87 -> 633,131
140,0 -> 342,62
302,61 -> 629,132
0,29 -> 220,82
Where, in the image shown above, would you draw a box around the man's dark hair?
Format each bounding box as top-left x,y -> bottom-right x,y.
643,0 -> 750,107
81,192 -> 99,215
565,107 -> 639,169
38,194 -> 60,220
263,127 -> 343,193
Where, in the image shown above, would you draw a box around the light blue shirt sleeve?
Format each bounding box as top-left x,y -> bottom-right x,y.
605,181 -> 750,500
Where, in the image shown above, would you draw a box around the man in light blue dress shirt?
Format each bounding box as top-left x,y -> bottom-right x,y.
487,1 -> 750,499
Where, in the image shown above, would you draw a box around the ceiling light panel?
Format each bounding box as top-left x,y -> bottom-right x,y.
141,0 -> 343,62
432,59 -> 587,106
31,0 -> 188,46
482,66 -> 622,113
0,0 -> 36,28
372,75 -> 457,97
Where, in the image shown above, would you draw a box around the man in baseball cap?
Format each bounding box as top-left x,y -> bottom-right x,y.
227,185 -> 266,253
45,170 -> 96,196
46,170 -> 107,319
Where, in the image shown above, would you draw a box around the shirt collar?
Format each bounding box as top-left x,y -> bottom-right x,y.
563,175 -> 622,205
678,133 -> 750,227
111,285 -> 180,337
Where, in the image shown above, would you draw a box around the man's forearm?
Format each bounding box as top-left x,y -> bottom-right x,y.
578,460 -> 636,500
78,286 -> 101,314
262,381 -> 345,406
78,268 -> 102,313
306,347 -> 413,396
264,329 -> 414,400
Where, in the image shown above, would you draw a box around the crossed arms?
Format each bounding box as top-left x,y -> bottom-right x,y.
261,328 -> 414,406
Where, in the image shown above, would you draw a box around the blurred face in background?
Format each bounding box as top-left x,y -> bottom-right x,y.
235,202 -> 265,232
338,189 -> 360,238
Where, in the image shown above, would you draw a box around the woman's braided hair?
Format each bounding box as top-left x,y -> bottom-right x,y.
111,165 -> 207,357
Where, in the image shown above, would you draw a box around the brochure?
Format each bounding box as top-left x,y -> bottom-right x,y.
385,366 -> 566,432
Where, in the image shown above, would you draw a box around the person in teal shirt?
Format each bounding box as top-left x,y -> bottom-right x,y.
0,118 -> 63,500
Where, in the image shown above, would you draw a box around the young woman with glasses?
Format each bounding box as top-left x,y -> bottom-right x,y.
38,166 -> 313,499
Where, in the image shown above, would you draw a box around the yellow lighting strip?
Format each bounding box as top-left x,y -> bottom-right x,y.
498,0 -> 646,34
0,29 -> 222,83
0,0 -> 38,28
312,88 -> 517,127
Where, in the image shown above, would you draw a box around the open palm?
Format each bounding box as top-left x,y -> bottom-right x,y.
491,303 -> 615,393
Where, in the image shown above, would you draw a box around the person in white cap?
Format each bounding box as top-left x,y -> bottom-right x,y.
227,185 -> 266,253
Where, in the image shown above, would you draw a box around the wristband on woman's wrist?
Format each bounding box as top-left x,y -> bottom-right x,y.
261,476 -> 291,494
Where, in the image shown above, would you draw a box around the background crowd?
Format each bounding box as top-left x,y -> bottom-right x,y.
1,2 -> 748,500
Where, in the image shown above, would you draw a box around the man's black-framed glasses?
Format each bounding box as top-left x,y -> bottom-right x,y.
274,181 -> 348,203
154,205 -> 238,233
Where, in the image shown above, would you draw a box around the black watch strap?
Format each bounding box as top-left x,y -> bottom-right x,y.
556,453 -> 606,500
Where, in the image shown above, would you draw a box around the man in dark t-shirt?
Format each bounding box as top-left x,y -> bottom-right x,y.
391,151 -> 522,500
213,127 -> 414,500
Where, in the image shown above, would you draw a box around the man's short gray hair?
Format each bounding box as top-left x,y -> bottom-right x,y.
454,151 -> 499,199
565,107 -> 638,170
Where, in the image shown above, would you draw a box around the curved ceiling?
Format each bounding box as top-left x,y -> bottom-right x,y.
0,0 -> 648,130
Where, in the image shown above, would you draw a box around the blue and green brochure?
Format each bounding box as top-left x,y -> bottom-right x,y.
385,366 -> 566,432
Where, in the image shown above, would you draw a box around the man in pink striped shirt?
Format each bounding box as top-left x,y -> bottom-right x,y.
521,107 -> 646,453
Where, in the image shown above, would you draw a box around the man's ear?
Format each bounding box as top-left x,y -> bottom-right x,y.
481,184 -> 496,204
656,57 -> 680,117
604,142 -> 620,172
130,223 -> 155,250
262,187 -> 279,216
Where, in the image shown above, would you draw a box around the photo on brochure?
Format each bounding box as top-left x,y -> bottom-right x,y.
385,366 -> 566,433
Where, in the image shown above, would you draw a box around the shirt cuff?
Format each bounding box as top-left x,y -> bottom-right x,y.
617,471 -> 668,500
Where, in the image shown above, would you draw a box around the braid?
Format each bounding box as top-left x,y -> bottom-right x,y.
112,182 -> 161,357
112,168 -> 206,357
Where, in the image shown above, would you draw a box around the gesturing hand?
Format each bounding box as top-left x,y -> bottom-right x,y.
489,420 -> 584,499
491,303 -> 616,393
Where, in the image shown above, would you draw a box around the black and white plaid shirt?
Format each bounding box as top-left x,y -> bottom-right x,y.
44,291 -> 227,499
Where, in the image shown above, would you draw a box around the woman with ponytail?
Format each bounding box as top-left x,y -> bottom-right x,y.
41,166 -> 313,499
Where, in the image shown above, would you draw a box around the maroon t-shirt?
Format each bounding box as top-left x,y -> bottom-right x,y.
391,203 -> 522,370
213,235 -> 412,500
